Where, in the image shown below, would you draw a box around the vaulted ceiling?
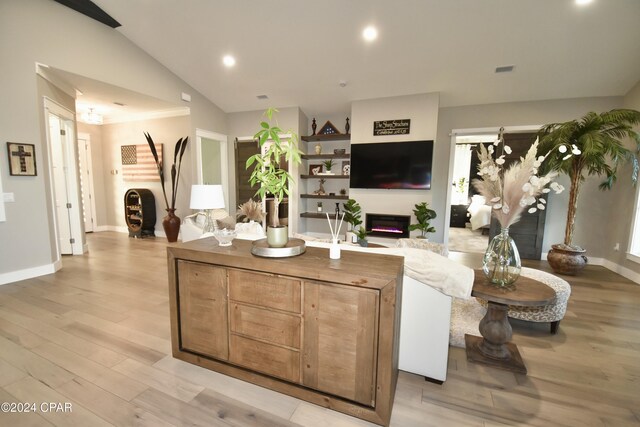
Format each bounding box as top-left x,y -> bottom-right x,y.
87,0 -> 640,117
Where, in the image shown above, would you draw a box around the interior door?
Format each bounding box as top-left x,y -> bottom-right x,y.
48,113 -> 73,254
488,132 -> 547,259
77,135 -> 96,232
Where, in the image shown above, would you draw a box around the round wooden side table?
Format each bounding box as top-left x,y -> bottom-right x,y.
464,270 -> 556,374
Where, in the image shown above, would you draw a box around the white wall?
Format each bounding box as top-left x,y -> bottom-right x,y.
348,93 -> 440,242
0,0 -> 226,282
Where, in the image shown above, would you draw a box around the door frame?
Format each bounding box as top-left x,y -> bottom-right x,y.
43,97 -> 85,257
444,125 -> 542,250
195,129 -> 229,209
77,132 -> 97,232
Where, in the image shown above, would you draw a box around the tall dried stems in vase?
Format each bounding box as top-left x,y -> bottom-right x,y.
473,127 -> 566,286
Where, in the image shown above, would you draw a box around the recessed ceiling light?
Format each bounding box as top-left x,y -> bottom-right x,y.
363,26 -> 378,41
575,0 -> 593,5
222,55 -> 236,67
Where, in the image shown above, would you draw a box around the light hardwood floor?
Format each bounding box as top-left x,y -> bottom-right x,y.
0,232 -> 638,426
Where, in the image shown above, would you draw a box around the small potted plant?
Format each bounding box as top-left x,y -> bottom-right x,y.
323,159 -> 334,174
409,202 -> 437,239
355,226 -> 369,247
342,198 -> 363,243
246,108 -> 302,248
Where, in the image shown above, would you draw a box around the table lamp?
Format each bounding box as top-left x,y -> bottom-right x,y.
189,185 -> 226,233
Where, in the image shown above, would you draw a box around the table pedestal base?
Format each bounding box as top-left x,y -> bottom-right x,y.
465,334 -> 527,374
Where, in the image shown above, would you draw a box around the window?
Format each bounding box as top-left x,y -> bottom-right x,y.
628,184 -> 640,262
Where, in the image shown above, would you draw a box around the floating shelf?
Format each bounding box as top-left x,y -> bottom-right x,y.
301,194 -> 349,200
301,174 -> 349,179
301,134 -> 351,142
301,153 -> 350,160
301,212 -> 343,219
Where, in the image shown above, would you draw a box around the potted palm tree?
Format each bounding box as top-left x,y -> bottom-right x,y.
538,109 -> 640,274
246,108 -> 302,247
409,202 -> 437,239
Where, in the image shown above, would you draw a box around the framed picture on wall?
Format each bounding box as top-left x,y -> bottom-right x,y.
7,142 -> 37,176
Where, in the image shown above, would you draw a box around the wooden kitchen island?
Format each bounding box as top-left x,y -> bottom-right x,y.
167,238 -> 404,426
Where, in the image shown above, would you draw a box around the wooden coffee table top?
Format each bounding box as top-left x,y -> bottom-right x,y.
472,270 -> 556,307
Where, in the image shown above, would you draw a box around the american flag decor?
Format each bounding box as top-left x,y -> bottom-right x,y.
121,144 -> 162,181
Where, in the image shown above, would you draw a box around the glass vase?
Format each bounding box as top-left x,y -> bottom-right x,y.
482,227 -> 521,286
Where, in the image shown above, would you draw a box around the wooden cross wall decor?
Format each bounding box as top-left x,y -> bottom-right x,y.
7,142 -> 37,176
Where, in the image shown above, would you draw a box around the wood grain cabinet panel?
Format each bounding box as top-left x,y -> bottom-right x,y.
303,281 -> 379,407
230,303 -> 301,348
177,261 -> 229,360
228,270 -> 301,313
229,335 -> 300,383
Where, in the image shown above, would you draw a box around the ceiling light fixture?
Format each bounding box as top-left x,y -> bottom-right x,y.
363,26 -> 378,41
223,55 -> 236,67
81,108 -> 103,125
495,65 -> 515,73
575,0 -> 593,5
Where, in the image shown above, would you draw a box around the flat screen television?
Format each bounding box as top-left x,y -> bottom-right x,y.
350,140 -> 433,190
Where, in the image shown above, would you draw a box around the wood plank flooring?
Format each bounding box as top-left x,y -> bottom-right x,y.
0,232 -> 638,426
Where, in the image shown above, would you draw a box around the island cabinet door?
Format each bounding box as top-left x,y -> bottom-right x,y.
302,281 -> 379,407
177,261 -> 229,360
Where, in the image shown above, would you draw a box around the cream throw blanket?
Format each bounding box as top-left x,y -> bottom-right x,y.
304,242 -> 474,300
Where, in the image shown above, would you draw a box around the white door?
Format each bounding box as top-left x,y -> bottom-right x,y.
77,134 -> 96,232
44,98 -> 84,257
48,114 -> 73,254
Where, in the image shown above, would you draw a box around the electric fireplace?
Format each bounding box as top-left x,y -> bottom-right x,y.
365,214 -> 410,239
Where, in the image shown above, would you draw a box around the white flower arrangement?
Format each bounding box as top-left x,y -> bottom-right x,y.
473,127 -> 576,229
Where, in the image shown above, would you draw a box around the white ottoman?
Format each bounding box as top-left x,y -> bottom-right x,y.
476,267 -> 571,334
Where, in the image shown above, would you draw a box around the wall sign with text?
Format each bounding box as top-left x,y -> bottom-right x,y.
373,119 -> 411,136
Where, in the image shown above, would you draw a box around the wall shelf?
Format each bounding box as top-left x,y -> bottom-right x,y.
301,174 -> 349,179
301,194 -> 349,200
301,212 -> 343,219
301,153 -> 350,160
301,134 -> 351,142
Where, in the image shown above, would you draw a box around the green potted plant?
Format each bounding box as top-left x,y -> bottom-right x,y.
246,108 -> 302,247
538,109 -> 640,274
342,198 -> 363,243
409,202 -> 437,239
144,132 -> 189,242
355,226 -> 369,247
323,159 -> 334,174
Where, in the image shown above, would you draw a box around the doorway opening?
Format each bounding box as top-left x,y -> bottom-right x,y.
77,132 -> 97,232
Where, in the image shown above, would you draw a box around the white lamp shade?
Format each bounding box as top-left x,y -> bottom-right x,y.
190,185 -> 225,210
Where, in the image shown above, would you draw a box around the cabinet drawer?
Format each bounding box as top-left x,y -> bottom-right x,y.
228,270 -> 301,313
229,335 -> 300,383
230,303 -> 300,349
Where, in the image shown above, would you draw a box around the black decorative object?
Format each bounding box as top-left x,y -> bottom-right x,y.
312,118 -> 317,135
335,203 -> 340,217
124,188 -> 156,238
373,119 -> 411,136
345,117 -> 350,134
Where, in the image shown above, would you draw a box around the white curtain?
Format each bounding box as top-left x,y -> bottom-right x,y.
452,144 -> 473,205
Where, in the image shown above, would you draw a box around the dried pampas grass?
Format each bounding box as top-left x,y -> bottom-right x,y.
237,199 -> 265,223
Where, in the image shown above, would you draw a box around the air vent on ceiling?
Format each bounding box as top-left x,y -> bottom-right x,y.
113,102 -> 126,106
256,95 -> 269,100
495,65 -> 515,73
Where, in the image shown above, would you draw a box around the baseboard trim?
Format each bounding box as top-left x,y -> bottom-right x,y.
0,261 -> 62,286
542,252 -> 639,284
